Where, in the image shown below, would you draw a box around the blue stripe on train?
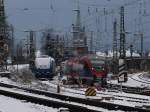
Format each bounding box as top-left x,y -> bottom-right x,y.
31,68 -> 54,78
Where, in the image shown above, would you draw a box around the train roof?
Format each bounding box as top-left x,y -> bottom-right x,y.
36,55 -> 54,61
35,55 -> 55,69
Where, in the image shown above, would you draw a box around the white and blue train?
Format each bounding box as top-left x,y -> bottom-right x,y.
32,55 -> 55,78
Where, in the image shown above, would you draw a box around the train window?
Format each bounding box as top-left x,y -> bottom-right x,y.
92,63 -> 103,71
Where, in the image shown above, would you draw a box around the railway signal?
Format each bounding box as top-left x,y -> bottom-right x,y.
118,6 -> 128,83
118,59 -> 128,83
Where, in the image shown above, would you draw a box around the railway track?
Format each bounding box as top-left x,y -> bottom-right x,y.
47,82 -> 150,103
107,73 -> 150,96
39,81 -> 150,107
107,83 -> 150,95
42,81 -> 150,102
48,77 -> 150,98
0,82 -> 149,112
128,74 -> 150,85
0,86 -> 101,112
138,73 -> 150,84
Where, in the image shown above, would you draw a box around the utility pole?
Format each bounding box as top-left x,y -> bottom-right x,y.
112,19 -> 118,74
113,19 -> 118,60
119,6 -> 126,59
24,32 -> 30,62
130,45 -> 133,58
16,44 -> 19,72
0,0 -> 8,71
29,31 -> 36,68
104,8 -> 107,33
24,30 -> 36,66
130,44 -> 134,70
90,31 -> 93,52
17,41 -> 23,64
139,2 -> 144,57
140,33 -> 143,57
10,25 -> 14,60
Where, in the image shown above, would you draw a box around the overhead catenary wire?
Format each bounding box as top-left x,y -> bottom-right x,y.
6,0 -> 150,52
81,0 -> 150,29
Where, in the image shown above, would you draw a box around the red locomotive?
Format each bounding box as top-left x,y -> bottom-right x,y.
61,56 -> 108,88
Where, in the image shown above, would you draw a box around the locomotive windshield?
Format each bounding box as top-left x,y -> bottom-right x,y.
92,63 -> 103,71
91,60 -> 105,71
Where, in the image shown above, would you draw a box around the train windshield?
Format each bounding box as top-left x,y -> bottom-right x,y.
91,61 -> 105,71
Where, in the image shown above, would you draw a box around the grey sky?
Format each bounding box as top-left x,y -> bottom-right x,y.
4,0 -> 150,51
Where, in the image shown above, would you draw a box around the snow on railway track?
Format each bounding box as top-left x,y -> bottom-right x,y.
0,86 -> 104,112
129,73 -> 150,85
0,82 -> 149,111
0,74 -> 150,111
109,72 -> 150,88
40,81 -> 150,108
1,74 -> 150,108
0,95 -> 57,112
138,73 -> 150,83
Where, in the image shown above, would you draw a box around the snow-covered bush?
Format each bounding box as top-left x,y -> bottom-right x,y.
10,68 -> 36,84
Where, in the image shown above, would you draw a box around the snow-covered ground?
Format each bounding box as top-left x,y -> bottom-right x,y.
0,86 -> 123,112
0,95 -> 58,112
0,71 -> 150,111
0,77 -> 16,85
109,72 -> 150,88
40,80 -> 150,109
8,64 -> 29,71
